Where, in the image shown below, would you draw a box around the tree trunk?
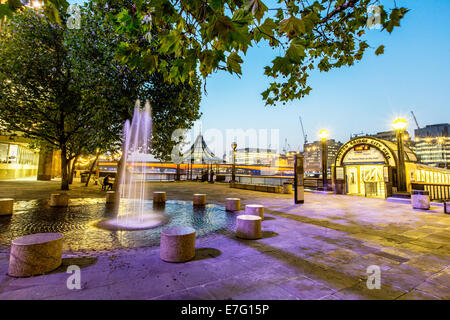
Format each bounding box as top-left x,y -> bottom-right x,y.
114,156 -> 124,192
85,153 -> 100,187
68,155 -> 79,184
60,147 -> 69,190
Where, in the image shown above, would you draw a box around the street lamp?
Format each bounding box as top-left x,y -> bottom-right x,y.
231,142 -> 237,183
392,117 -> 408,192
318,129 -> 329,191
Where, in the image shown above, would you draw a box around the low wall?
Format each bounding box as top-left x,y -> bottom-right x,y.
230,182 -> 283,194
0,164 -> 38,179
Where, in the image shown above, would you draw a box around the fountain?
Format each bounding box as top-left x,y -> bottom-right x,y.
97,100 -> 169,231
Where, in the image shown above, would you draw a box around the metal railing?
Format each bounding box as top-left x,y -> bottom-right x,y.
103,171 -> 331,191
411,182 -> 450,201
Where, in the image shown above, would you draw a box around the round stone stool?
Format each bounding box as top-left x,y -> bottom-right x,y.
0,198 -> 14,215
193,194 -> 206,206
245,204 -> 264,220
153,192 -> 167,203
411,190 -> 430,210
236,215 -> 262,240
226,198 -> 241,212
49,193 -> 69,207
8,233 -> 63,277
105,191 -> 116,204
160,226 -> 196,263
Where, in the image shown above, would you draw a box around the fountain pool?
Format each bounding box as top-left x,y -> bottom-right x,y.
0,199 -> 234,251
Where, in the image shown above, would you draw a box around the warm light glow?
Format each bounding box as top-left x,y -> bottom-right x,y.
415,137 -> 420,142
438,137 -> 444,144
318,129 -> 329,140
31,1 -> 43,9
426,137 -> 432,143
392,117 -> 408,131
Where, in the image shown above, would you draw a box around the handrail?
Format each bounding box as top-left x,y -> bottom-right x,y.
411,182 -> 450,201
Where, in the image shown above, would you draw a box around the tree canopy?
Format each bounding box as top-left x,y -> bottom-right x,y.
111,0 -> 408,105
2,1 -> 408,106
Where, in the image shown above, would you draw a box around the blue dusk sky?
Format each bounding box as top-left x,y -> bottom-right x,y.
70,0 -> 450,153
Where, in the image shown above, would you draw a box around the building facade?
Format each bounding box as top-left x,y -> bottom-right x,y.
332,135 -> 450,199
414,124 -> 449,169
303,139 -> 343,175
231,148 -> 278,165
0,134 -> 39,179
370,130 -> 413,147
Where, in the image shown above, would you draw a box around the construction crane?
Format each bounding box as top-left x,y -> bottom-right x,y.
282,138 -> 291,154
299,116 -> 308,146
410,111 -> 420,130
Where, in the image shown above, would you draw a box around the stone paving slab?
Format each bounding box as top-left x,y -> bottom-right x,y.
0,180 -> 448,300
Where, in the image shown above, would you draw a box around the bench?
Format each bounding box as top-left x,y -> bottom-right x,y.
100,179 -> 114,191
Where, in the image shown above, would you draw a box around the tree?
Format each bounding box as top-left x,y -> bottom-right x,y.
0,9 -> 100,190
0,4 -> 202,190
112,0 -> 408,105
66,0 -> 202,160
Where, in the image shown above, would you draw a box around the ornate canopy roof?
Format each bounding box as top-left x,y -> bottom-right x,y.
181,134 -> 222,164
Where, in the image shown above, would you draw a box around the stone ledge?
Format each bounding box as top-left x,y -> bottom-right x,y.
230,182 -> 283,194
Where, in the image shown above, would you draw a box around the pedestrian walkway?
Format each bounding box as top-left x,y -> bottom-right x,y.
0,180 -> 448,299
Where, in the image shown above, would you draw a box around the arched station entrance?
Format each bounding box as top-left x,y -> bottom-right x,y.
332,136 -> 417,198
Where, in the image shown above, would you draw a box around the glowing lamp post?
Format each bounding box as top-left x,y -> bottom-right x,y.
319,129 -> 329,191
392,117 -> 408,192
231,142 -> 237,183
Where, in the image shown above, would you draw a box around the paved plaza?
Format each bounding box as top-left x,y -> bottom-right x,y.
0,180 -> 449,300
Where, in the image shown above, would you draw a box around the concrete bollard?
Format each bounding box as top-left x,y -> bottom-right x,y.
49,193 -> 69,207
160,226 -> 196,263
0,198 -> 14,215
236,215 -> 262,240
105,191 -> 116,204
193,194 -> 206,206
225,198 -> 240,212
245,204 -> 264,220
8,233 -> 63,277
153,192 -> 167,204
411,190 -> 430,210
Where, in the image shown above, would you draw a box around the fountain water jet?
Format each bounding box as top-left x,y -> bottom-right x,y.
97,100 -> 168,231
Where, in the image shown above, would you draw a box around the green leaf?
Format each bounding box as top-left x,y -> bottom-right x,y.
142,54 -> 158,71
385,8 -> 409,33
279,16 -> 305,38
227,51 -> 243,74
0,4 -> 13,19
375,45 -> 385,56
209,16 -> 235,40
244,0 -> 268,23
286,40 -> 306,61
7,0 -> 22,10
